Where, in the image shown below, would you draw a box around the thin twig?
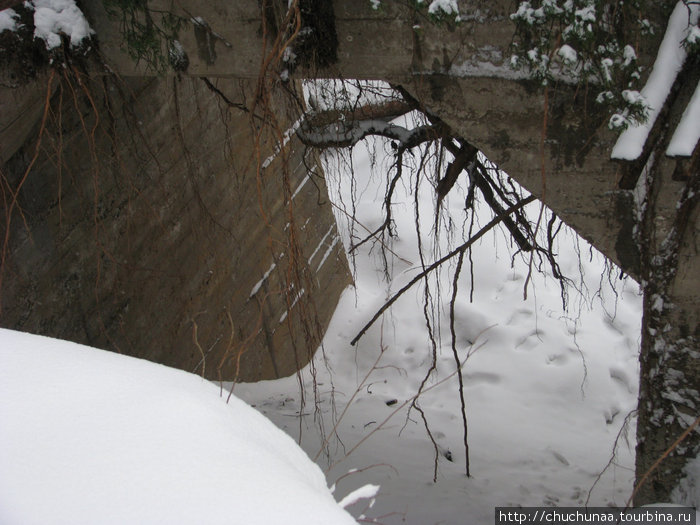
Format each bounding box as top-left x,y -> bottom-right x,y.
313,347 -> 386,462
350,195 -> 536,346
325,345 -> 483,473
450,249 -> 470,476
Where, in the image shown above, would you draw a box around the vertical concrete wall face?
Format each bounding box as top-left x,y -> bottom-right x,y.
0,74 -> 351,381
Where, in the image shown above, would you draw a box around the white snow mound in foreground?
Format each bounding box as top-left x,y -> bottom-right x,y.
0,328 -> 356,525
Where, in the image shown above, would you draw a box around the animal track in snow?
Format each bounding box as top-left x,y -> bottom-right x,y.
507,307 -> 534,325
463,371 -> 501,385
550,449 -> 570,466
604,406 -> 621,424
609,366 -> 635,393
545,353 -> 568,366
515,329 -> 542,351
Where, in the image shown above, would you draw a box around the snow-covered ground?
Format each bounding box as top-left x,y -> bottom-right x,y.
234,137 -> 644,524
0,329 -> 358,525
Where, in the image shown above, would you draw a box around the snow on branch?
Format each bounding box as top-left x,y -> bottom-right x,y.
612,1 -> 699,160
297,119 -> 438,148
296,100 -> 437,148
338,483 -> 380,509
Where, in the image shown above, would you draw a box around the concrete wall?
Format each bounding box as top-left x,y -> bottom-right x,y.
0,74 -> 351,381
79,0 -> 677,276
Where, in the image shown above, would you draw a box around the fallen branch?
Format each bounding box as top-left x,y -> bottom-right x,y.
297,118 -> 439,149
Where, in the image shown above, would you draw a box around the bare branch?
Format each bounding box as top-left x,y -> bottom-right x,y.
350,194 -> 537,346
440,140 -> 534,252
449,249 -> 470,477
200,77 -> 250,114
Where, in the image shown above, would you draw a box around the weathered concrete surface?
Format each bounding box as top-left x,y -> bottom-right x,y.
82,0 -> 420,79
80,0 -> 676,275
0,74 -> 351,381
0,71 -> 54,164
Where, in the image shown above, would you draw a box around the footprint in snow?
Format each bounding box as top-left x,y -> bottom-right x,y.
543,494 -> 561,506
609,366 -> 635,393
515,329 -> 541,351
550,449 -> 570,466
604,406 -> 621,425
507,307 -> 534,324
545,353 -> 569,365
571,486 -> 584,502
463,371 -> 501,385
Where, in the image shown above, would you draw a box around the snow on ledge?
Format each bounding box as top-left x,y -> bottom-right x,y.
666,80 -> 700,157
611,1 -> 698,160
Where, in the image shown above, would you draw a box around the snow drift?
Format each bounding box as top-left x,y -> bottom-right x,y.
0,328 -> 356,525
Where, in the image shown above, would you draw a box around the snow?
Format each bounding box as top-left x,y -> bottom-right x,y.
309,225 -> 336,264
279,288 -> 305,323
0,107 -> 692,523
451,56 -> 529,80
249,261 -> 277,297
511,2 -> 545,25
426,0 -> 459,17
622,90 -> 645,106
623,45 -> 637,67
168,39 -> 187,68
671,455 -> 700,506
687,25 -> 700,46
666,80 -> 700,157
338,483 -> 380,509
0,329 -> 356,525
369,0 -> 459,18
233,121 -> 649,522
0,8 -> 18,33
557,44 -> 578,64
299,118 -> 420,149
612,1 -> 699,160
262,117 -> 304,169
316,234 -> 341,272
0,0 -> 92,49
575,4 -> 596,23
600,57 -> 614,83
292,171 -> 312,200
31,0 -> 93,49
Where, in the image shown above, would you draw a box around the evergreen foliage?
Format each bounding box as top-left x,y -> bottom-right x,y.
509,0 -> 653,130
103,0 -> 186,73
